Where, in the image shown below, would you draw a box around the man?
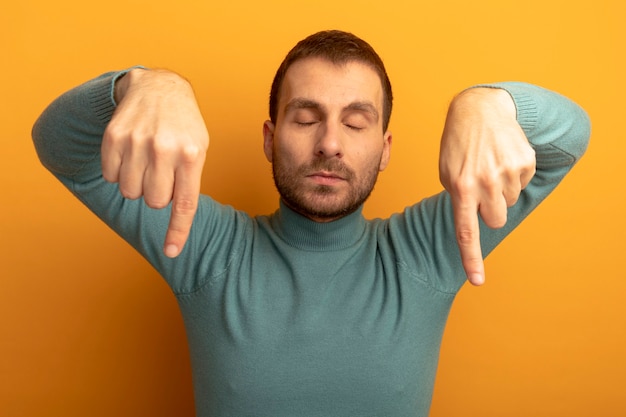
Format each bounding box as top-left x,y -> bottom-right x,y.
33,30 -> 590,416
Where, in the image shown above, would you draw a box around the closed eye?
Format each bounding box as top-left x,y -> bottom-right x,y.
345,124 -> 365,131
296,121 -> 318,127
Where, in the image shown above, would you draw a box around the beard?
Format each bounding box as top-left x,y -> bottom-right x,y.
272,153 -> 381,222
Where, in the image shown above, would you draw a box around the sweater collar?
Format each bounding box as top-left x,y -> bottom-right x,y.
270,200 -> 367,252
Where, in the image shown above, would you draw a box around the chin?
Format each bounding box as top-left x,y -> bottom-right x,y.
289,193 -> 364,222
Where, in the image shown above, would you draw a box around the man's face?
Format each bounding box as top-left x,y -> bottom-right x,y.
263,57 -> 392,222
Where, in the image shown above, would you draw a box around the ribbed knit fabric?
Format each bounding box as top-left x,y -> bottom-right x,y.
32,70 -> 590,417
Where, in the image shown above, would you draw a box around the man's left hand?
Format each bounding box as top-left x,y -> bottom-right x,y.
439,87 -> 536,286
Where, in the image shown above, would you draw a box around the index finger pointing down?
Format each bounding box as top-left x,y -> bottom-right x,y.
453,198 -> 485,286
163,164 -> 202,258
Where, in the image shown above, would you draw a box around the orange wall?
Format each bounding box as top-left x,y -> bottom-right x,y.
2,0 -> 624,416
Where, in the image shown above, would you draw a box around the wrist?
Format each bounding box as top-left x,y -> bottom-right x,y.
113,67 -> 146,104
113,68 -> 193,105
452,87 -> 517,121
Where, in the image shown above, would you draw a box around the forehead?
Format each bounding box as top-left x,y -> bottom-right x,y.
279,57 -> 383,113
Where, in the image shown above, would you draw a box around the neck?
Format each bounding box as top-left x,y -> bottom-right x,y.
271,200 -> 367,251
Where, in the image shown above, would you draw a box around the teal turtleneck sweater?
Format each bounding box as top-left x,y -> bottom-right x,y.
32,70 -> 590,417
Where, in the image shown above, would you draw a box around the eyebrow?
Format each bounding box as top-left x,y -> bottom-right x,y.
284,98 -> 380,122
284,98 -> 322,113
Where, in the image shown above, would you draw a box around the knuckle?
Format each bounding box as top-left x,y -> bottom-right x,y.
480,202 -> 508,229
180,143 -> 205,164
101,168 -> 117,183
145,197 -> 171,209
150,134 -> 176,158
478,169 -> 500,187
450,175 -> 476,197
103,123 -> 131,149
103,123 -> 121,142
486,217 -> 507,229
456,228 -> 476,246
506,193 -> 519,207
149,135 -> 206,165
172,196 -> 197,216
119,186 -> 140,200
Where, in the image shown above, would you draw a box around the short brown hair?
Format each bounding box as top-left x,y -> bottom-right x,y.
269,30 -> 393,131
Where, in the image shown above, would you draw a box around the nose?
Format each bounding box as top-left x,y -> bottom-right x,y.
315,123 -> 343,158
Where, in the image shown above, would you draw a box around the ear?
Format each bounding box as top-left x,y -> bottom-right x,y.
263,120 -> 275,163
378,131 -> 393,171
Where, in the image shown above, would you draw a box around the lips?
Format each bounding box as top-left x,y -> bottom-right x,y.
308,170 -> 345,180
300,160 -> 354,184
307,171 -> 346,185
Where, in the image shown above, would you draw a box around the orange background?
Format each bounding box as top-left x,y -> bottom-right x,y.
2,0 -> 624,416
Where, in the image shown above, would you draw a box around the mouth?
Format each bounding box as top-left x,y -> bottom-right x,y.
307,171 -> 346,185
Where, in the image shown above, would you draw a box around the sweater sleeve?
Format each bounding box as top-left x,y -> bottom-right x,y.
388,82 -> 591,293
32,70 -> 249,294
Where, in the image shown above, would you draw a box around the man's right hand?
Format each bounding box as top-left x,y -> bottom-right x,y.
101,68 -> 209,258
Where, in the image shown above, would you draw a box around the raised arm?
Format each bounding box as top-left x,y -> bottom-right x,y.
102,68 -> 209,257
33,68 -> 209,258
438,83 -> 590,286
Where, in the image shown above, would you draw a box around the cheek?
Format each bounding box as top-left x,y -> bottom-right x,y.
274,130 -> 311,160
271,140 -> 302,172
274,143 -> 297,166
352,143 -> 384,170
